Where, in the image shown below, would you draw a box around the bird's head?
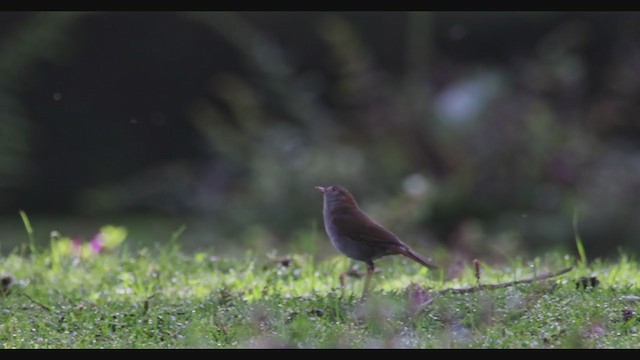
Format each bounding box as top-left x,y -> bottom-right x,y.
315,185 -> 359,210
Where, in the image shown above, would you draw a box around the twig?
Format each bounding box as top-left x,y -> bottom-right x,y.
436,266 -> 573,295
18,291 -> 52,312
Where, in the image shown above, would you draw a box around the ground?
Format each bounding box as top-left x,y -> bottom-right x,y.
1,227 -> 638,348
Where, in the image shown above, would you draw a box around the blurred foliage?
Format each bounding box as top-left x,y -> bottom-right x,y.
0,12 -> 83,204
0,12 -> 640,257
49,224 -> 127,263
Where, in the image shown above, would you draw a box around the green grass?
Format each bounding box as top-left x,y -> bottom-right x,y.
0,226 -> 639,348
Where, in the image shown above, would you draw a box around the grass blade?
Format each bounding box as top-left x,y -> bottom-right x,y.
19,210 -> 35,255
169,224 -> 187,251
573,208 -> 587,266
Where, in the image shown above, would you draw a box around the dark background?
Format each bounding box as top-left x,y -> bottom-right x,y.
1,11 -> 639,260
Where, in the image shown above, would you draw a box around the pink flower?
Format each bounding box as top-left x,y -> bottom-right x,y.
90,233 -> 104,254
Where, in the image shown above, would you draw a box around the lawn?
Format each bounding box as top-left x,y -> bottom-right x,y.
0,224 -> 639,348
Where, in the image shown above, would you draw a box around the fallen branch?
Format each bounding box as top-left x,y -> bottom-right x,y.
436,266 -> 573,295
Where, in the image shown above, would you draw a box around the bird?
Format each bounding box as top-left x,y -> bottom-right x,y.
316,185 -> 437,298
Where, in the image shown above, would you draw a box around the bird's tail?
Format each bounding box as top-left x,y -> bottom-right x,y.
398,246 -> 438,270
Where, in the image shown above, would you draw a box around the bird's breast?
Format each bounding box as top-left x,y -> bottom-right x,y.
322,208 -> 380,262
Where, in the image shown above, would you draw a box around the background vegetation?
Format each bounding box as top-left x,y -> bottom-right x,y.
1,12 -> 640,349
1,11 -> 639,263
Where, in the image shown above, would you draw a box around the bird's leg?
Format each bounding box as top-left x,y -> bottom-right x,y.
361,261 -> 375,300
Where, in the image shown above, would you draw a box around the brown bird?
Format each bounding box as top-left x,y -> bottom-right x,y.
316,185 -> 437,298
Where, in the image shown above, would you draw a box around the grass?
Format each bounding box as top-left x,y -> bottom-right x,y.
0,225 -> 639,348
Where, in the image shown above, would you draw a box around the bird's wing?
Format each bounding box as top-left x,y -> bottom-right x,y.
332,210 -> 406,252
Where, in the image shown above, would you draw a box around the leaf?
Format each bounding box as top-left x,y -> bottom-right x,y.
100,225 -> 128,250
194,252 -> 207,264
50,236 -> 73,265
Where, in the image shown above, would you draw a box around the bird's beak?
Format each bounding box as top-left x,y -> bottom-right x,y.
315,186 -> 326,193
